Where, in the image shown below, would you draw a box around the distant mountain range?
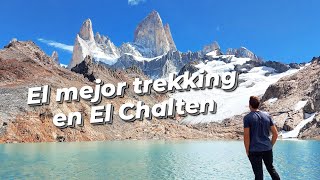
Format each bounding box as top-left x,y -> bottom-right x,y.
68,10 -> 304,79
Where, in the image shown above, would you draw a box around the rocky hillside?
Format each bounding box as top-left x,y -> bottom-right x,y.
191,57 -> 320,140
0,40 -> 218,143
261,57 -> 320,139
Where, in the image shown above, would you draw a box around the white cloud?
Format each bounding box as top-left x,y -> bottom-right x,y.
38,38 -> 73,52
128,0 -> 146,6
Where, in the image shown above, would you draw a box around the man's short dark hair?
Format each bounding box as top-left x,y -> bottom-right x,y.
249,96 -> 260,109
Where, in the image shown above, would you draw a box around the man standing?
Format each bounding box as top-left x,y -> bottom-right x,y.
243,96 -> 280,180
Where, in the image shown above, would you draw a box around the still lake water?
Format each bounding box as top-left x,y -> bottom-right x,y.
0,140 -> 319,180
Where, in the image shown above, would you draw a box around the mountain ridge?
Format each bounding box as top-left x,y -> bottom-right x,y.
69,10 -> 291,79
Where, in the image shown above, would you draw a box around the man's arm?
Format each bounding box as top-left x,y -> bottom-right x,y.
270,125 -> 278,146
244,127 -> 250,156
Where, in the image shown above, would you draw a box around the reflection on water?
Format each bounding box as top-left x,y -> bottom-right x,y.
0,140 -> 319,179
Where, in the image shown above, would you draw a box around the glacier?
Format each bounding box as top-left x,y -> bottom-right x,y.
171,54 -> 300,124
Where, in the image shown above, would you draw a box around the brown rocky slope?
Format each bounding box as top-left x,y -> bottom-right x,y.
192,57 -> 320,140
261,57 -> 320,139
0,40 -> 214,143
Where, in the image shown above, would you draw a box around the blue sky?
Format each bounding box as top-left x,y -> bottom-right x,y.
0,0 -> 319,65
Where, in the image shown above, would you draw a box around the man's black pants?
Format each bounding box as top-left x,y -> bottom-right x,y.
248,150 -> 280,180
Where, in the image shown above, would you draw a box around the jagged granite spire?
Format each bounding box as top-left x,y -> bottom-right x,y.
79,19 -> 94,41
69,35 -> 88,69
95,32 -> 120,56
69,19 -> 121,69
134,10 -> 175,57
164,24 -> 177,51
51,51 -> 59,64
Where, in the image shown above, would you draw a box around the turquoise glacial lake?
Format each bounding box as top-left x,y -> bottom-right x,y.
0,140 -> 319,179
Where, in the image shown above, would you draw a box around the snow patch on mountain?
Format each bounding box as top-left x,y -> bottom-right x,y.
69,20 -> 121,68
171,56 -> 300,124
294,100 -> 308,111
248,66 -> 276,75
281,113 -> 316,138
87,41 -> 119,65
119,43 -> 142,57
60,64 -> 68,68
206,50 -> 220,57
123,53 -> 163,62
267,98 -> 278,104
195,55 -> 251,73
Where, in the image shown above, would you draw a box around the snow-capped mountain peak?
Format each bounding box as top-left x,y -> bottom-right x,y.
68,19 -> 121,69
69,11 -> 179,69
202,41 -> 222,56
226,46 -> 261,61
119,43 -> 142,57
